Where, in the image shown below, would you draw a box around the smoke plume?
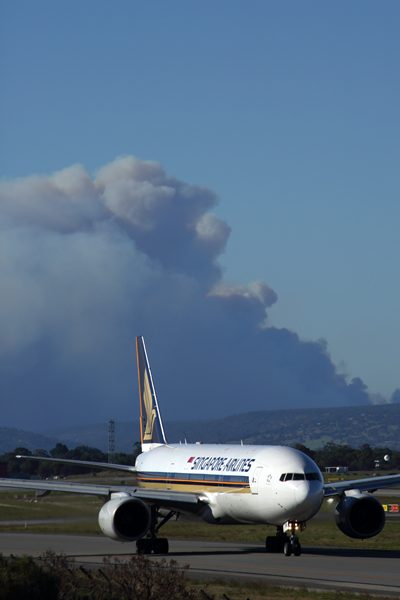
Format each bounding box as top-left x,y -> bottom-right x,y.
0,156 -> 371,431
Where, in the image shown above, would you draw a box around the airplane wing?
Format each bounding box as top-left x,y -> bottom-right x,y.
15,454 -> 137,474
324,473 -> 400,496
0,477 -> 204,513
0,477 -> 112,497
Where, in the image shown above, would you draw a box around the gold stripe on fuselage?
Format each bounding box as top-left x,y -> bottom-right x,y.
136,476 -> 251,494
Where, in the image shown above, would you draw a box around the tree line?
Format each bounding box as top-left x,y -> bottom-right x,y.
294,442 -> 400,471
0,442 -> 141,478
1,441 -> 400,478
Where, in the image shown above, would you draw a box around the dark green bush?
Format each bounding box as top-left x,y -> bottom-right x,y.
0,554 -> 60,600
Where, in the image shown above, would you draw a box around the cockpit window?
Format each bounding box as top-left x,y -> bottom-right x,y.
280,472 -> 322,482
306,472 -> 322,481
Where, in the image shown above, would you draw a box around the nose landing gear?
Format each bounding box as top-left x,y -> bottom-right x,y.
284,520 -> 305,556
283,535 -> 301,556
265,521 -> 305,556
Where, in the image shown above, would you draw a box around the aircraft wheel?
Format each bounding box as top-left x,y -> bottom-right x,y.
265,536 -> 276,552
293,540 -> 301,556
153,538 -> 169,554
283,541 -> 292,556
136,539 -> 152,554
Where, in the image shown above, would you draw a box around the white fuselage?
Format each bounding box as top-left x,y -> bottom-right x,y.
135,444 -> 324,526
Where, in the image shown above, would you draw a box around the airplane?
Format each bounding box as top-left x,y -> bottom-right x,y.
1,336 -> 400,557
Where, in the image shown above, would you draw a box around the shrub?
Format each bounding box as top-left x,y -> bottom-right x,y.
0,554 -> 60,600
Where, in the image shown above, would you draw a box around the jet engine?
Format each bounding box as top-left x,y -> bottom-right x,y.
98,495 -> 151,542
334,494 -> 385,539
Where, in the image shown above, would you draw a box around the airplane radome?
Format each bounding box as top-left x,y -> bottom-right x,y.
1,336 -> 400,557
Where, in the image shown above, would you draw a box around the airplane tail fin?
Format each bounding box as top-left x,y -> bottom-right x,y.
136,336 -> 167,450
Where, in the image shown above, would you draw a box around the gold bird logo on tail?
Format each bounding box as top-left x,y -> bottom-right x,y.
143,369 -> 157,441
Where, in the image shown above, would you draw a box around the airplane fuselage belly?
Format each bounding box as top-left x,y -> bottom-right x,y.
135,443 -> 324,526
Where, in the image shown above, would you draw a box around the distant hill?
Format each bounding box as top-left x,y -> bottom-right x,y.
3,403 -> 399,455
40,402 -> 400,453
43,422 -> 128,453
0,427 -> 74,455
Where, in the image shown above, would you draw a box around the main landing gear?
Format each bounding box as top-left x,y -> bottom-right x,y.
265,522 -> 305,556
136,507 -> 177,555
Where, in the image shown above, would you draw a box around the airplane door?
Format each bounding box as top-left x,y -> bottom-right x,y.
251,466 -> 263,495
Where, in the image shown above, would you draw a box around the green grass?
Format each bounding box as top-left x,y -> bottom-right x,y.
0,494 -> 100,520
1,522 -> 101,534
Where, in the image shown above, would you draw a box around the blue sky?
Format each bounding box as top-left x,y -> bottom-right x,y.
1,1 -> 400,430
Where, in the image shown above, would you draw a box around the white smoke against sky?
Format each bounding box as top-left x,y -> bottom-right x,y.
0,156 -> 372,431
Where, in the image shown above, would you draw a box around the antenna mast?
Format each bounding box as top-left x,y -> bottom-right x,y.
108,419 -> 115,463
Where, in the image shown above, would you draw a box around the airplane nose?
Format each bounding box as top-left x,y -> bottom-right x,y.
294,482 -> 311,505
294,482 -> 323,520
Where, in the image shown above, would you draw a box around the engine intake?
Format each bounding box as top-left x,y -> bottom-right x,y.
334,494 -> 385,539
98,496 -> 151,542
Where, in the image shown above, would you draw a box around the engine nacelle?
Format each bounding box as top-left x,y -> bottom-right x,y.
98,495 -> 151,542
334,494 -> 385,539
